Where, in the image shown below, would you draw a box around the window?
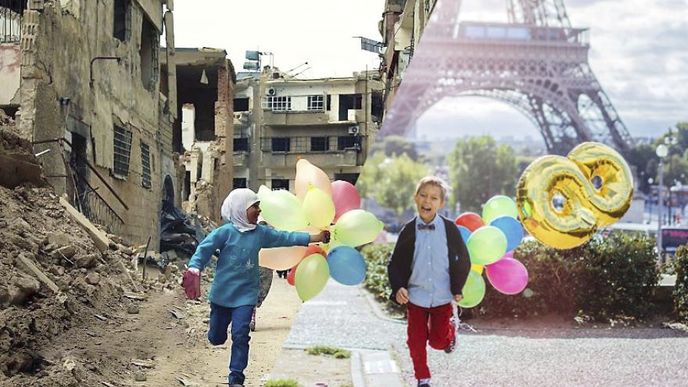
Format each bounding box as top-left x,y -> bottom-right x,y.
337,136 -> 356,150
113,125 -> 133,178
334,173 -> 359,185
0,1 -> 23,43
140,15 -> 158,91
113,0 -> 130,41
234,98 -> 249,112
338,94 -> 363,120
234,137 -> 249,152
233,178 -> 247,189
264,96 -> 292,111
311,137 -> 328,151
140,142 -> 152,188
271,179 -> 289,190
308,95 -> 324,111
272,137 -> 290,152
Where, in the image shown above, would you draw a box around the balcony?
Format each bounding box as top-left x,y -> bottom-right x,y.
260,136 -> 363,168
262,110 -> 330,126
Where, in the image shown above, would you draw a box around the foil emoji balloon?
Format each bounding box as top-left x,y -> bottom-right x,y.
516,142 -> 633,249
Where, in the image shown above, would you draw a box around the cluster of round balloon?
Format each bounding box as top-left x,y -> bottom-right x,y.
454,195 -> 529,308
257,159 -> 384,301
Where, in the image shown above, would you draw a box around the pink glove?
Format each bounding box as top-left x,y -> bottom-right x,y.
182,268 -> 201,300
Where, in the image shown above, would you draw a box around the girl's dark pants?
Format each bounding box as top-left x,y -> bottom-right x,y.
208,302 -> 254,385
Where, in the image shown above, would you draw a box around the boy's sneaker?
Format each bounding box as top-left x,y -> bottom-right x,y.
417,378 -> 432,387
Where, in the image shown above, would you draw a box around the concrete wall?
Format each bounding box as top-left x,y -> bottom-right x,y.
0,44 -> 20,106
19,0 -> 176,248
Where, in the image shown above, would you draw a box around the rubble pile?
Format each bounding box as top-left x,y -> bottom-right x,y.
0,184 -> 179,386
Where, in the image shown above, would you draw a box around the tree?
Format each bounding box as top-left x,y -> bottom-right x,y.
358,152 -> 429,216
447,136 -> 518,213
625,143 -> 658,193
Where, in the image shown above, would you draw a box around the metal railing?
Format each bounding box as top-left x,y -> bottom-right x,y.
260,135 -> 362,153
33,137 -> 126,235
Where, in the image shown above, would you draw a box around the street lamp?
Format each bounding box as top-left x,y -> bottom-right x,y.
656,144 -> 668,257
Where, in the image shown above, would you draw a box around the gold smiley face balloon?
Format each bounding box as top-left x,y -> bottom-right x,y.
516,143 -> 634,249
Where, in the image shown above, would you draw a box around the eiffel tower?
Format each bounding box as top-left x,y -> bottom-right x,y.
381,0 -> 634,154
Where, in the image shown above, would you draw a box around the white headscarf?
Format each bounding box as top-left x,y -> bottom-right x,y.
220,188 -> 260,232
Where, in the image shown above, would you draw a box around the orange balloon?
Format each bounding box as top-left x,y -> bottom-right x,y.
304,244 -> 326,258
295,159 -> 332,200
259,246 -> 307,270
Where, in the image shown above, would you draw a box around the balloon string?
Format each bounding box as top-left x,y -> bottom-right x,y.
453,302 -> 477,333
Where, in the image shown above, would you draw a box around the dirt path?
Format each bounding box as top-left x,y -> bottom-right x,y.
30,271 -> 301,387
144,275 -> 303,386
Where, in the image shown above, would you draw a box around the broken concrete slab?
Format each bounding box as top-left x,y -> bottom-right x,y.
59,196 -> 110,252
0,153 -> 46,189
17,253 -> 60,293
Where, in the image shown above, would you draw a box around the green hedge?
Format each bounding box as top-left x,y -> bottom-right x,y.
363,232 -> 660,321
362,243 -> 394,304
674,246 -> 688,322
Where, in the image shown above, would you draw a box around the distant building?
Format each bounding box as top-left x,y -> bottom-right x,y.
162,48 -> 235,222
232,67 -> 383,190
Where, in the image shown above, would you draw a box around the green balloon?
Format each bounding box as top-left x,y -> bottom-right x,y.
467,226 -> 507,265
295,254 -> 329,301
333,209 -> 383,247
482,195 -> 518,224
459,271 -> 486,308
260,189 -> 307,231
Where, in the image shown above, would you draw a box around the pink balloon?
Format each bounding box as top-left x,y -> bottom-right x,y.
331,180 -> 361,222
485,257 -> 528,295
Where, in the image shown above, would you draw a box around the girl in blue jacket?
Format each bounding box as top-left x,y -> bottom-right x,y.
184,188 -> 329,387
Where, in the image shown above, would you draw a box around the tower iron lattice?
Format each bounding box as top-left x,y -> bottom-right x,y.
382,0 -> 633,154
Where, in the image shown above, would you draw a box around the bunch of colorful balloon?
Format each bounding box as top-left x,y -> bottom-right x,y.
257,159 -> 384,301
454,195 -> 529,308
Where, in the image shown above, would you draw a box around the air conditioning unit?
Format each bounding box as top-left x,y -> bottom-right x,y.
267,87 -> 277,96
348,125 -> 360,135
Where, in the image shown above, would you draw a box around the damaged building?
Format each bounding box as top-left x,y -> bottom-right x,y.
233,66 -> 384,190
163,47 -> 235,222
0,0 -> 178,250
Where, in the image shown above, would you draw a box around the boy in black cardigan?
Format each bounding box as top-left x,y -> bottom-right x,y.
387,176 -> 471,387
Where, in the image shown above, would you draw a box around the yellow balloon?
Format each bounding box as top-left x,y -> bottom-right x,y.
259,246 -> 308,270
302,187 -> 336,229
471,264 -> 484,275
295,159 -> 332,200
516,142 -> 633,249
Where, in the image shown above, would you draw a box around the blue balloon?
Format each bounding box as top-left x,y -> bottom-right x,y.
490,216 -> 524,252
457,225 -> 471,244
327,246 -> 367,285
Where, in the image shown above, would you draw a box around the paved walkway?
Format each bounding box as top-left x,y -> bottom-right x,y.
283,279 -> 404,386
277,278 -> 688,387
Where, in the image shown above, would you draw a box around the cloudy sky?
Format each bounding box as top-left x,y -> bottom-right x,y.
173,0 -> 687,142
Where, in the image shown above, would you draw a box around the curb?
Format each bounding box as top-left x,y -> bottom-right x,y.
358,286 -> 405,325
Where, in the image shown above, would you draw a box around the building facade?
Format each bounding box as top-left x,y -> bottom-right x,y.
0,0 -> 177,249
233,67 -> 383,191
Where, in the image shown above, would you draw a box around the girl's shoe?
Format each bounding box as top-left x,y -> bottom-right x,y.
249,307 -> 256,332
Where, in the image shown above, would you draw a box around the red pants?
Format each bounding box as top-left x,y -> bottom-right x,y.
406,302 -> 454,379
